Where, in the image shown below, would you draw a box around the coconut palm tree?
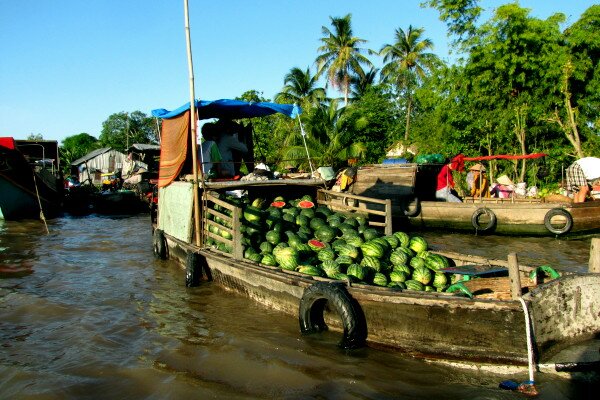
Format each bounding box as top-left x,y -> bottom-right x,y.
275,67 -> 326,107
280,100 -> 366,171
380,25 -> 440,140
316,14 -> 374,106
350,67 -> 379,100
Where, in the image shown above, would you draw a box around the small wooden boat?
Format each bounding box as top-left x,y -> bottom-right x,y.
348,163 -> 600,236
150,100 -> 600,377
0,137 -> 63,220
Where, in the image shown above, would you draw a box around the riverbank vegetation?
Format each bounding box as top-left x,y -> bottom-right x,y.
59,2 -> 599,190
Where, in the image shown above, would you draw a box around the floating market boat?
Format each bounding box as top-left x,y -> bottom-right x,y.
0,137 -> 63,220
347,162 -> 600,236
150,99 -> 600,377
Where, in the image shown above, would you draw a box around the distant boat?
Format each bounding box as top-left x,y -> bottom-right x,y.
0,137 -> 63,220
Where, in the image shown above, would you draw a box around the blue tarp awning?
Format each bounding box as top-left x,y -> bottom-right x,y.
151,99 -> 301,120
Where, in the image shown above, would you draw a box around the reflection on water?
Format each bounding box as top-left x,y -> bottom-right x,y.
0,215 -> 597,399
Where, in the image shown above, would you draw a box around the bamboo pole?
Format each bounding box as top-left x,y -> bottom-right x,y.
589,238 -> 600,273
508,253 -> 522,300
184,0 -> 201,246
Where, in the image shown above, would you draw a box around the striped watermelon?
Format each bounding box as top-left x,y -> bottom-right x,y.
360,255 -> 382,272
372,272 -> 388,287
405,279 -> 425,291
360,241 -> 385,258
409,236 -> 428,253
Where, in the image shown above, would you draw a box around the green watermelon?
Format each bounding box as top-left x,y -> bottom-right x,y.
336,255 -> 353,265
259,241 -> 274,254
433,272 -> 448,288
265,230 -> 281,245
425,253 -> 450,271
321,260 -> 341,278
309,217 -> 326,231
405,279 -> 425,291
317,248 -> 336,261
299,208 -> 315,219
390,270 -> 409,283
409,236 -> 428,253
362,228 -> 380,241
295,215 -> 309,227
412,266 -> 432,285
360,255 -> 382,272
347,264 -> 366,280
336,244 -> 360,259
247,252 -> 263,263
275,247 -> 299,270
315,226 -> 337,242
261,254 -> 277,266
390,250 -> 409,266
244,247 -> 258,259
383,235 -> 399,249
297,265 -> 322,276
393,264 -> 412,275
372,272 -> 388,287
360,241 -> 385,258
344,235 -> 364,247
410,257 -> 426,269
393,231 -> 410,248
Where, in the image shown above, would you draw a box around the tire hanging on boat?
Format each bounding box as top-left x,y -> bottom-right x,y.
153,228 -> 167,259
471,207 -> 496,232
185,251 -> 201,287
298,282 -> 367,349
403,197 -> 421,217
543,208 -> 573,235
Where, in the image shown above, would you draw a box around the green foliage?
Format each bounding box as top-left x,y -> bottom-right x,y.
59,133 -> 100,172
99,111 -> 157,153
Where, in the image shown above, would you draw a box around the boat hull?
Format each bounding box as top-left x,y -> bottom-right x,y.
349,164 -> 600,236
163,233 -> 600,367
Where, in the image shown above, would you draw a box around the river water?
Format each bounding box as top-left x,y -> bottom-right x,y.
0,214 -> 597,399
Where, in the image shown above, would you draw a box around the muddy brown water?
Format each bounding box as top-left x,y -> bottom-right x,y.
0,215 -> 597,399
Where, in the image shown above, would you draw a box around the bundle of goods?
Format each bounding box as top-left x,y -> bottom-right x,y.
205,194 -> 465,294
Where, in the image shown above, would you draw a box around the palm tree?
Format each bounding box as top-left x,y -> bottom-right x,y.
350,67 -> 379,100
280,100 -> 366,170
316,14 -> 373,106
380,25 -> 440,140
275,67 -> 326,107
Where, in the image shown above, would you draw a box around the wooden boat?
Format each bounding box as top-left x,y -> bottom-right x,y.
150,100 -> 600,377
348,163 -> 600,236
0,137 -> 63,220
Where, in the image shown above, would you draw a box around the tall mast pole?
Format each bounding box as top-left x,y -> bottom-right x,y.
184,0 -> 201,246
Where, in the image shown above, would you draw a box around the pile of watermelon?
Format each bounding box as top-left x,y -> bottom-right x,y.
205,193 -> 458,292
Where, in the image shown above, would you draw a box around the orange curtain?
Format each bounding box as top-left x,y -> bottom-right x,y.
158,110 -> 189,188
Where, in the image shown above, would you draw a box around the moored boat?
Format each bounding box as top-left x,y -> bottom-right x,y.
150,99 -> 600,378
347,163 -> 600,236
0,137 -> 63,220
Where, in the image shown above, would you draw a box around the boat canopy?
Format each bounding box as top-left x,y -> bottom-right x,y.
151,99 -> 301,120
152,99 -> 300,188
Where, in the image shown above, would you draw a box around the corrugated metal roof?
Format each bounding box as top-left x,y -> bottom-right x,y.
71,147 -> 112,166
128,143 -> 160,152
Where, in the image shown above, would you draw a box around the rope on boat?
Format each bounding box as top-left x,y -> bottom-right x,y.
31,170 -> 49,234
518,297 -> 535,384
296,114 -> 315,176
500,297 -> 538,395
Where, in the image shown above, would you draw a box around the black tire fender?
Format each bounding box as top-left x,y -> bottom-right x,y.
299,282 -> 367,349
544,208 -> 573,235
185,251 -> 201,287
471,207 -> 496,232
403,197 -> 421,217
153,228 -> 167,260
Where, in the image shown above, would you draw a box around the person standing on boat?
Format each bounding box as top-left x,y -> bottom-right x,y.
216,119 -> 248,178
435,155 -> 464,202
200,122 -> 222,179
566,156 -> 600,203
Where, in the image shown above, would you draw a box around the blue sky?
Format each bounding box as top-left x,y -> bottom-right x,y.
0,1 -> 595,143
